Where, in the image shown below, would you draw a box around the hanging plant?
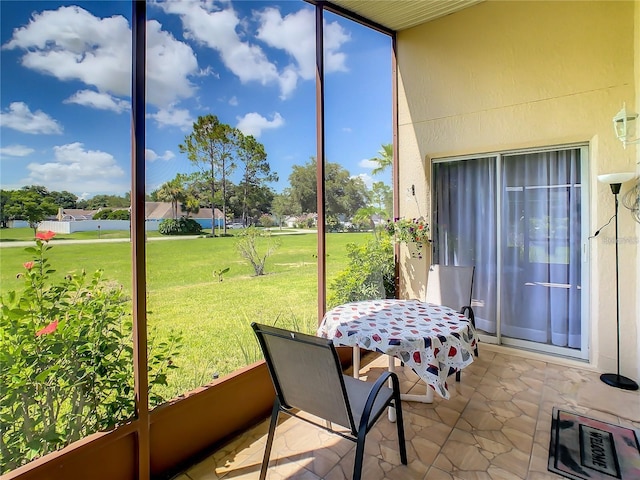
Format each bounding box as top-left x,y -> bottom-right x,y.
384,217 -> 430,258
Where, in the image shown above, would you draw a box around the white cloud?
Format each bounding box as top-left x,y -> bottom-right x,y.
0,144 -> 35,158
229,96 -> 239,106
159,2 -> 349,100
146,148 -> 175,162
355,173 -> 373,189
236,112 -> 284,138
147,107 -> 194,131
0,102 -> 62,134
23,142 -> 127,194
2,6 -> 198,108
359,158 -> 378,169
160,2 -> 287,95
64,89 -> 130,113
256,7 -> 350,80
146,19 -> 199,106
342,127 -> 352,133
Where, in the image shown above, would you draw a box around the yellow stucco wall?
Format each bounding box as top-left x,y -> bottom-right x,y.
396,0 -> 638,377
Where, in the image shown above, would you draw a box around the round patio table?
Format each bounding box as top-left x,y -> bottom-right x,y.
317,298 -> 478,401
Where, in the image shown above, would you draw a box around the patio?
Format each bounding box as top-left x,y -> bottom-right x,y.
171,346 -> 640,480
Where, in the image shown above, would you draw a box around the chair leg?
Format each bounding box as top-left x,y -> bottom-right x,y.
260,400 -> 280,480
393,387 -> 408,465
353,429 -> 367,480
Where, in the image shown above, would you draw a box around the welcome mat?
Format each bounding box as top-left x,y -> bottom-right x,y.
548,408 -> 640,480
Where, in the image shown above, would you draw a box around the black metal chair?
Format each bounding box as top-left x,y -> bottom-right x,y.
425,264 -> 478,380
252,322 -> 407,480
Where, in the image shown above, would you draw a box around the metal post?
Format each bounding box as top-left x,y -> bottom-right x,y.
132,1 -> 151,477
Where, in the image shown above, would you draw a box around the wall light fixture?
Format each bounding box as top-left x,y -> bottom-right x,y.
612,103 -> 639,149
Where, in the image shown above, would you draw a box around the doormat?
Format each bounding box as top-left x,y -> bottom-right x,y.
548,407 -> 640,480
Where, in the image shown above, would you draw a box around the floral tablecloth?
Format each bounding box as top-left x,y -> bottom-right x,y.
317,299 -> 478,399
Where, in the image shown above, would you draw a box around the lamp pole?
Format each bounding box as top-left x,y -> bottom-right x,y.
600,181 -> 639,390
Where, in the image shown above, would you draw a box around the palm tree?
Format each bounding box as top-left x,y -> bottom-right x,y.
156,175 -> 186,220
370,144 -> 393,176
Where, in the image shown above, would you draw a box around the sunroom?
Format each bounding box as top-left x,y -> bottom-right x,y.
2,1 -> 639,479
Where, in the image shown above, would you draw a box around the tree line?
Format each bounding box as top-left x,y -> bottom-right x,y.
1,114 -> 393,234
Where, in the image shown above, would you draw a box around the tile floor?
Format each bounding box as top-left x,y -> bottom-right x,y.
172,346 -> 640,480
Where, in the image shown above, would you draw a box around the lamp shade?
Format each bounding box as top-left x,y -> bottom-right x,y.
597,172 -> 636,185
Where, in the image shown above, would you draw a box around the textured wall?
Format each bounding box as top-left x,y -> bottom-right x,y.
396,0 -> 638,377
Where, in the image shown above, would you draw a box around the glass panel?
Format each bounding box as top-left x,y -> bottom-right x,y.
501,149 -> 582,348
144,1 -> 320,402
323,11 -> 394,308
0,1 -> 134,472
432,148 -> 583,352
432,158 -> 498,335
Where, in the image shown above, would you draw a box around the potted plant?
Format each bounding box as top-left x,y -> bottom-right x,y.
385,217 -> 430,258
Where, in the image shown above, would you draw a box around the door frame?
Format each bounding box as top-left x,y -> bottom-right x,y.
431,143 -> 590,360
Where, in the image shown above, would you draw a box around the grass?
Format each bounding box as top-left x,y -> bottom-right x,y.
0,228 -> 166,242
1,228 -> 373,400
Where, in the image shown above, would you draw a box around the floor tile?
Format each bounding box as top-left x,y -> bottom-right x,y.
174,345 -> 637,480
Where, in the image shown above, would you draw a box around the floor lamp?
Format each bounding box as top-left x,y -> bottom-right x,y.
597,172 -> 639,391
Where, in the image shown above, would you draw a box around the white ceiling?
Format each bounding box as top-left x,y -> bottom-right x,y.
329,0 -> 484,32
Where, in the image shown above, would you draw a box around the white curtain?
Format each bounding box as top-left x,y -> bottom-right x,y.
433,149 -> 582,349
432,157 -> 498,334
501,150 -> 582,348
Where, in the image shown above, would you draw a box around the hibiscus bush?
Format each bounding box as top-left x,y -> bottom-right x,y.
328,235 -> 395,308
0,232 -> 181,472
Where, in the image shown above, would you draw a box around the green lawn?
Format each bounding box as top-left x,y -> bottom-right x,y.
0,227 -> 160,242
1,229 -> 372,400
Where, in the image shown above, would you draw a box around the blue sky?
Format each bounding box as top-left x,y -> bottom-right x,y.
0,0 -> 392,199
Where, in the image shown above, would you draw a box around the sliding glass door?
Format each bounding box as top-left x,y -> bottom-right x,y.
432,146 -> 588,358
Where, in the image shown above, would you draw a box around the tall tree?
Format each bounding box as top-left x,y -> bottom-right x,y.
369,181 -> 393,218
288,157 -> 367,219
4,188 -> 57,235
288,158 -> 318,214
180,115 -> 238,235
370,143 -> 393,176
49,190 -> 78,209
237,134 -> 277,226
0,190 -> 13,228
271,190 -> 298,228
77,194 -> 130,209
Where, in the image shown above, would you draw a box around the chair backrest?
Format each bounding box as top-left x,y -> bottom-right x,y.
252,323 -> 356,432
425,264 -> 475,311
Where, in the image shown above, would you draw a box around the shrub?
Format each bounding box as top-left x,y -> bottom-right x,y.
108,209 -> 130,220
158,217 -> 203,235
259,214 -> 274,228
235,226 -> 280,276
327,235 -> 395,308
92,208 -> 113,220
0,232 -> 181,472
93,209 -> 130,220
326,216 -> 343,233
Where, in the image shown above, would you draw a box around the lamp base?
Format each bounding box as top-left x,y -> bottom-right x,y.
600,373 -> 639,391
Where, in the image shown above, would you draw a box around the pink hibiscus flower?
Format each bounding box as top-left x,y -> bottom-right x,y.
35,231 -> 56,242
36,319 -> 58,337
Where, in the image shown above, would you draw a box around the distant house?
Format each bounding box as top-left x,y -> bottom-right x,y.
56,208 -> 97,221
284,213 -> 317,228
40,203 -> 225,233
144,202 -> 224,229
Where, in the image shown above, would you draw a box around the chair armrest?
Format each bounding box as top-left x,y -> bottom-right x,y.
460,306 -> 475,328
358,371 -> 399,433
